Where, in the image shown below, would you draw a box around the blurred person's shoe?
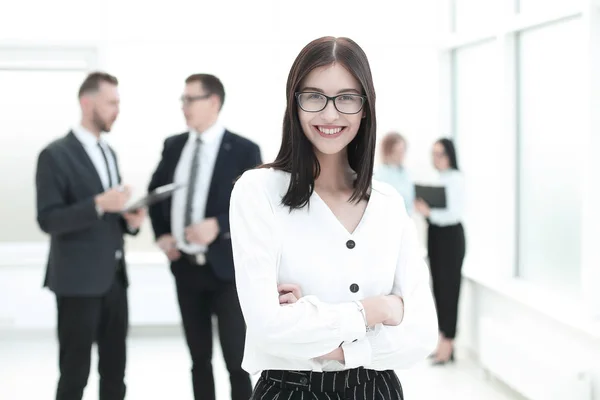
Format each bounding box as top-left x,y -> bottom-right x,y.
432,351 -> 454,366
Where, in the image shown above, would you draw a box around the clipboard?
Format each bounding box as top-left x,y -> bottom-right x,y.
121,183 -> 186,213
415,185 -> 446,209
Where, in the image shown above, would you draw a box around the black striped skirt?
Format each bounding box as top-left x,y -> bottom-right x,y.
251,368 -> 403,399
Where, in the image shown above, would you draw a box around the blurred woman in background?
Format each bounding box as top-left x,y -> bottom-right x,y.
414,138 -> 466,366
375,132 -> 415,215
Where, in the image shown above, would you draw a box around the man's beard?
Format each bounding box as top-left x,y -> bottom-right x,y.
92,109 -> 111,133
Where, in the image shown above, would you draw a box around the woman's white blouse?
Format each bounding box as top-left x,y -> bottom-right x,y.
229,168 -> 438,374
428,169 -> 465,227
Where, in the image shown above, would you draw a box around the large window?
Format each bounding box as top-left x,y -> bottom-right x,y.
444,1 -> 591,294
454,41 -> 516,270
517,17 -> 585,292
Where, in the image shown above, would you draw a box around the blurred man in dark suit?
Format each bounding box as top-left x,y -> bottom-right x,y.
35,72 -> 145,400
148,74 -> 261,400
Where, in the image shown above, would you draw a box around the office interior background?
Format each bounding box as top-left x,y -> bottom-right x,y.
1,0 -> 599,399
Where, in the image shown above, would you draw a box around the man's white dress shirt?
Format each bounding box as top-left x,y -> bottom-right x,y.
72,125 -> 119,190
171,123 -> 225,254
72,125 -> 127,257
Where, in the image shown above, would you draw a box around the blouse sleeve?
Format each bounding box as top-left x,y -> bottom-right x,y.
341,199 -> 438,370
229,170 -> 368,360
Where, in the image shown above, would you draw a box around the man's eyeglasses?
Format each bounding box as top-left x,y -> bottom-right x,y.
295,92 -> 367,115
180,94 -> 211,106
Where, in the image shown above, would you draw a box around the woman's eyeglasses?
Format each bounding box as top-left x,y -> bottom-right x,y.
295,92 -> 367,115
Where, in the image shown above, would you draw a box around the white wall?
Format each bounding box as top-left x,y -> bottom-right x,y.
456,275 -> 600,400
0,243 -> 180,330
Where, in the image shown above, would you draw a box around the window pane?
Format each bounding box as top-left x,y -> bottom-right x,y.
518,0 -> 572,15
453,0 -> 509,33
517,17 -> 585,292
454,41 -> 516,271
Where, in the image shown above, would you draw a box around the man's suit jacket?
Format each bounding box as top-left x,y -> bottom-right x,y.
148,130 -> 262,282
35,131 -> 138,297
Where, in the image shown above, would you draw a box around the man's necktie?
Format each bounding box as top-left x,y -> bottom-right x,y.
98,142 -> 114,189
184,137 -> 202,234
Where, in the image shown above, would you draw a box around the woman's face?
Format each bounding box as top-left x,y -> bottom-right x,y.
432,142 -> 450,171
297,63 -> 365,158
387,140 -> 406,166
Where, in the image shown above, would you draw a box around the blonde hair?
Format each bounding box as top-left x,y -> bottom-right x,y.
380,132 -> 406,157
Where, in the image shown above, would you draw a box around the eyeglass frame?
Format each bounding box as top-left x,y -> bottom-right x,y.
294,91 -> 367,115
180,93 -> 212,106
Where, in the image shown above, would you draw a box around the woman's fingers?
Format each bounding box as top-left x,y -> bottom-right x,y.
279,293 -> 298,304
277,283 -> 303,299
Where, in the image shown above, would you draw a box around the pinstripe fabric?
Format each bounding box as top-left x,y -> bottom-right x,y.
250,368 -> 403,400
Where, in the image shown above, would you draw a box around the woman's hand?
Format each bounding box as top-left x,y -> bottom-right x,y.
359,295 -> 405,327
316,347 -> 345,362
277,283 -> 303,305
382,295 -> 405,326
414,198 -> 431,217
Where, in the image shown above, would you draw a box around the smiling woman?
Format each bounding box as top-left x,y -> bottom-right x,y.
229,36 -> 438,400
267,37 -> 378,210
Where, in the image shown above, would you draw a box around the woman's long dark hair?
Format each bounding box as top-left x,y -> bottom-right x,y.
437,138 -> 460,170
262,36 -> 377,210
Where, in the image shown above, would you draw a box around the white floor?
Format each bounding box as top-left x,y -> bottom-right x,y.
0,328 -> 522,400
